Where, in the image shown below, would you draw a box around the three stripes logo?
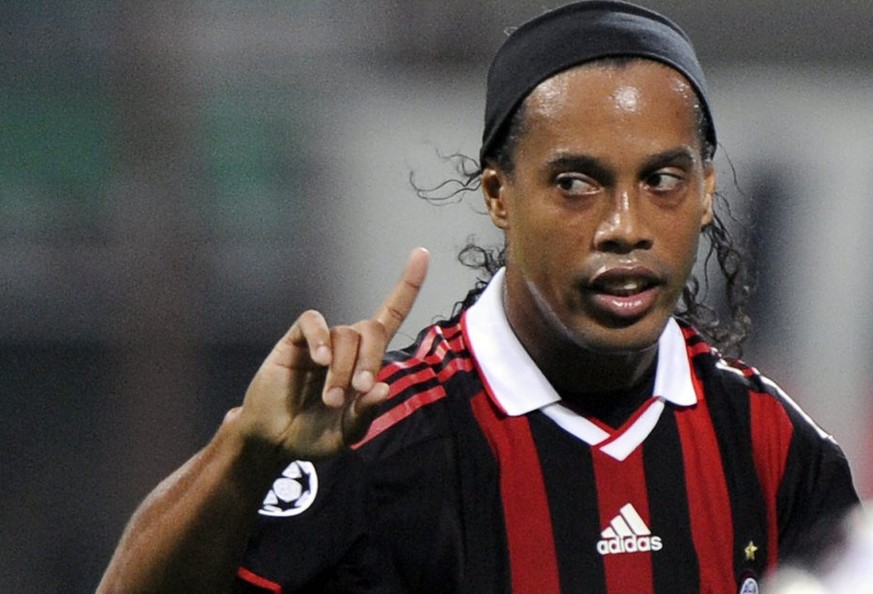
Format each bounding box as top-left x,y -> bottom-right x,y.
596,503 -> 663,555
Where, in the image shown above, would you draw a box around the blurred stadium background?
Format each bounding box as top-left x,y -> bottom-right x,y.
2,1 -> 872,591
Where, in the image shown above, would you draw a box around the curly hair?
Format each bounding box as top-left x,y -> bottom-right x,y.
413,59 -> 754,358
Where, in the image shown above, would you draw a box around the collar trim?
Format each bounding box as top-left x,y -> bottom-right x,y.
462,268 -> 698,459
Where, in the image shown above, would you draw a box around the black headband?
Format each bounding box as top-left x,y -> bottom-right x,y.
480,0 -> 715,163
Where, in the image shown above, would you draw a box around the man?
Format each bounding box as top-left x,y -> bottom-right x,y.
98,2 -> 859,593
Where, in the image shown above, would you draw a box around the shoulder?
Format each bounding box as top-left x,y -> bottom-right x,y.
380,313 -> 473,391
355,314 -> 482,460
679,323 -> 857,501
678,321 -> 837,445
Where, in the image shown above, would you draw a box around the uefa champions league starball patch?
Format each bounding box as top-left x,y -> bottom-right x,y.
259,460 -> 318,517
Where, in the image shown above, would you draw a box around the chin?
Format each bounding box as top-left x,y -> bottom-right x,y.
577,334 -> 660,356
563,317 -> 667,355
529,282 -> 669,355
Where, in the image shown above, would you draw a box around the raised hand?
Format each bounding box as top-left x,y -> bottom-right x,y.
235,248 -> 430,460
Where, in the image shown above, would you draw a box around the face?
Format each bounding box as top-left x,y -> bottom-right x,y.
482,60 -> 715,356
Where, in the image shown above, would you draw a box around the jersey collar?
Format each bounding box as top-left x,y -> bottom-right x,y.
462,268 -> 698,417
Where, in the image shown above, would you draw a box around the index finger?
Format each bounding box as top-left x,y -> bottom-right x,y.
373,247 -> 430,341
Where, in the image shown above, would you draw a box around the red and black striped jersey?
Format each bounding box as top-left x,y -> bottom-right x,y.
236,272 -> 858,594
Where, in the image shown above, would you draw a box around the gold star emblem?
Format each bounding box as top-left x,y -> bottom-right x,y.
744,540 -> 758,561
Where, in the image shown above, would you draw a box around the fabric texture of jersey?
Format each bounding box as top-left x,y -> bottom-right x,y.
236,271 -> 858,593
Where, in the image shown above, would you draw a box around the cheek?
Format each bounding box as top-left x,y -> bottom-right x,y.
508,203 -> 586,268
661,219 -> 703,276
504,197 -> 539,251
653,195 -> 708,242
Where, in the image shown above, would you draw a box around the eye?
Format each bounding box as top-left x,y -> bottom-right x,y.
644,170 -> 684,193
555,173 -> 598,196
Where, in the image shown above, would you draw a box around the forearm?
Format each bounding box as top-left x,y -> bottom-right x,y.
97,409 -> 287,594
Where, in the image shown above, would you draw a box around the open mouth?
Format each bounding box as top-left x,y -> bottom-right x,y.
591,277 -> 657,297
586,268 -> 662,321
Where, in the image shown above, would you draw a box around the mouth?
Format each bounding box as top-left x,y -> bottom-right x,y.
586,267 -> 663,321
589,267 -> 661,296
590,276 -> 658,297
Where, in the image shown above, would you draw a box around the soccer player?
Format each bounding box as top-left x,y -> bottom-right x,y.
97,2 -> 859,593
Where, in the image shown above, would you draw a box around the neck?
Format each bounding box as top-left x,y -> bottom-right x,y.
530,332 -> 658,395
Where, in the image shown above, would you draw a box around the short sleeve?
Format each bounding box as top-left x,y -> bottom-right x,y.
234,449 -> 403,593
775,409 -> 860,563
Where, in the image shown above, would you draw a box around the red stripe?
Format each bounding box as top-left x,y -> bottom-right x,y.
680,325 -> 712,357
381,356 -> 426,376
378,324 -> 455,381
359,321 -> 471,448
470,391 -> 561,593
674,370 -> 735,593
749,391 -> 793,568
435,351 -> 475,379
353,385 -> 446,448
413,322 -> 465,365
380,352 -> 470,397
592,447 -> 654,593
379,367 -> 434,396
418,326 -> 456,359
237,566 -> 282,593
686,341 -> 711,357
423,321 -> 464,349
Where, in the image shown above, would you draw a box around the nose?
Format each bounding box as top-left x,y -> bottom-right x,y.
592,189 -> 653,253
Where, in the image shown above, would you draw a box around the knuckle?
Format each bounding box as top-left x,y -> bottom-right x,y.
403,276 -> 423,292
357,319 -> 388,341
331,325 -> 360,342
384,304 -> 405,324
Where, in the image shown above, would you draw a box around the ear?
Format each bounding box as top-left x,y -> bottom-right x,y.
700,162 -> 715,228
481,166 -> 509,230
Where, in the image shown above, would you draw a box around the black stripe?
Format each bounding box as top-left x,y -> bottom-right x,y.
383,317 -> 465,368
643,408 -> 700,591
363,369 -> 481,464
528,412 -> 606,594
379,341 -> 477,417
383,374 -> 442,407
445,388 -> 511,594
381,349 -> 469,387
774,393 -> 859,564
695,355 -> 769,583
380,356 -> 429,379
361,368 -> 489,592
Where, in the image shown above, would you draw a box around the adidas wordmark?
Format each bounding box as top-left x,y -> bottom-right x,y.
596,503 -> 663,555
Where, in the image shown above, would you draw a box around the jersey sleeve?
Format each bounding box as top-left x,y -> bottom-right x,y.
773,394 -> 860,564
233,449 -> 403,593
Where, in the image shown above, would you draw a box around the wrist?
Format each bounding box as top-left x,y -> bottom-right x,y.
216,408 -> 290,490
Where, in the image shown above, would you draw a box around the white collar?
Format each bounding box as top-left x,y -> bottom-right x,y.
462,268 -> 698,460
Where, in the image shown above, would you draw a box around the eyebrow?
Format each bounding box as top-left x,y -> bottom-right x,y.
545,147 -> 698,181
545,154 -> 614,183
640,147 -> 698,172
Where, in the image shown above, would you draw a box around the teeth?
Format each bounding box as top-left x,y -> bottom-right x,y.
599,279 -> 647,295
618,280 -> 642,291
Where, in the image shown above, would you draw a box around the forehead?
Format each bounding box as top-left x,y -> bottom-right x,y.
519,60 -> 703,159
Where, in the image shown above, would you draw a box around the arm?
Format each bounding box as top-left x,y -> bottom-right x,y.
97,248 -> 430,594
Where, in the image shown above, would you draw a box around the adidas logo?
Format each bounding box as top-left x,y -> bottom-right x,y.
596,503 -> 662,555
